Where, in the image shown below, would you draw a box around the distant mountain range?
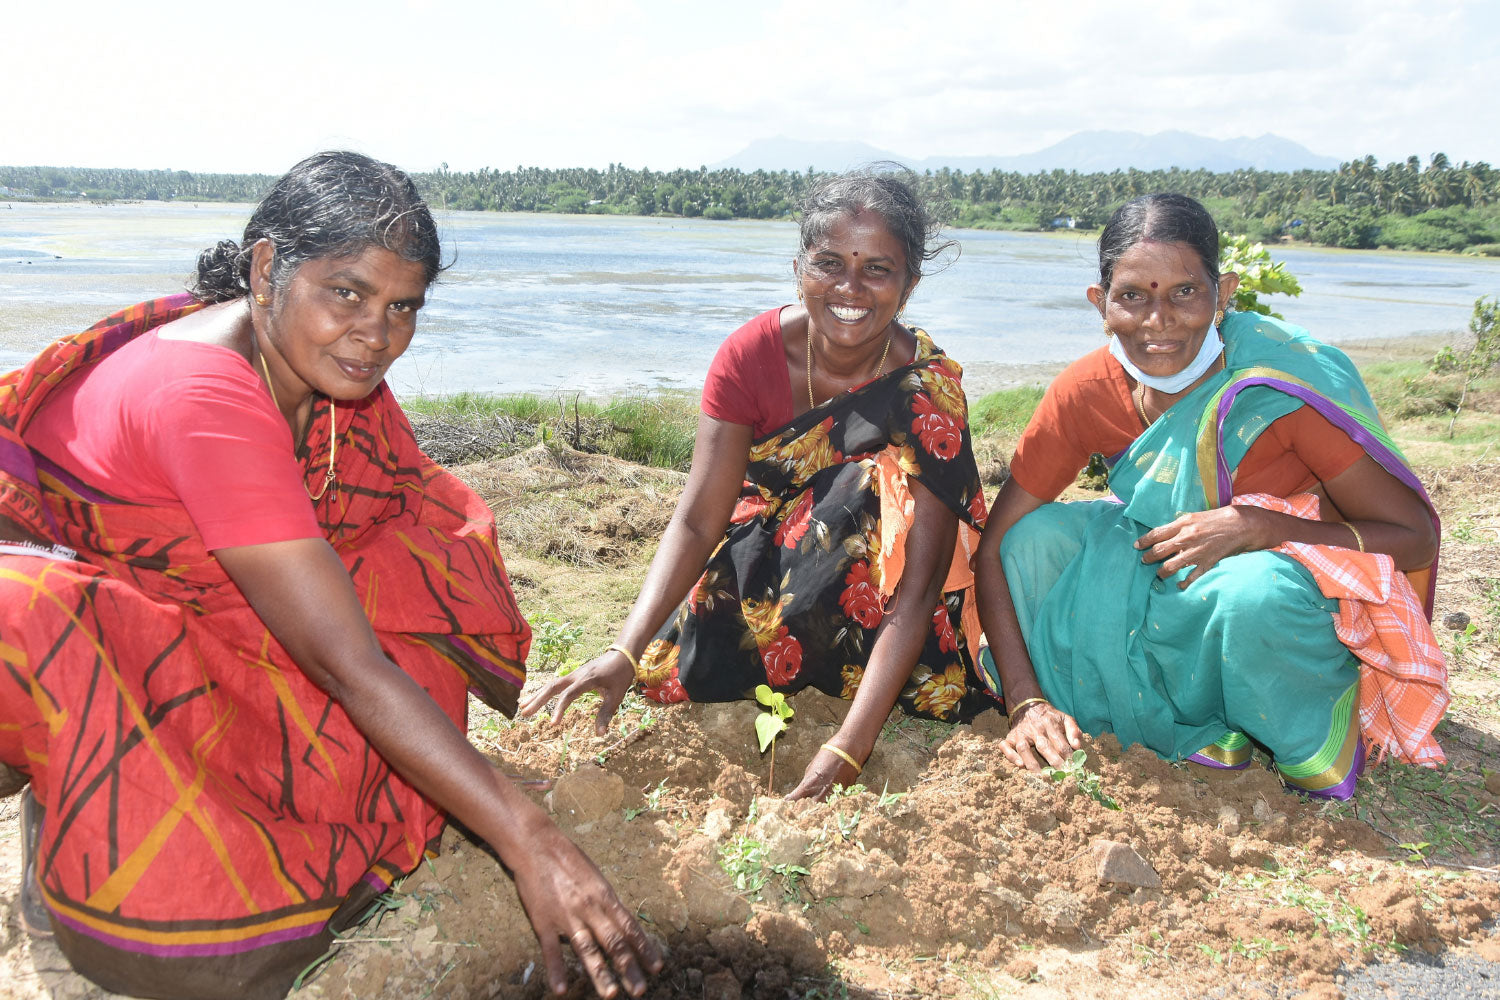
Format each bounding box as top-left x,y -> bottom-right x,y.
710,131 -> 1342,174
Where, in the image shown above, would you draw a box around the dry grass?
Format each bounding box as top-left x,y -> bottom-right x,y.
452,443 -> 685,568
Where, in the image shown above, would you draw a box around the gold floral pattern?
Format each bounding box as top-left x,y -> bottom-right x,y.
912,662 -> 966,717
637,639 -> 679,688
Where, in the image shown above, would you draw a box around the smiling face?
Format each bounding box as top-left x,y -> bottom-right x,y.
252,243 -> 429,403
1087,240 -> 1238,380
795,210 -> 915,354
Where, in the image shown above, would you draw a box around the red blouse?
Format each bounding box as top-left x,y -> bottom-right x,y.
24,331 -> 322,550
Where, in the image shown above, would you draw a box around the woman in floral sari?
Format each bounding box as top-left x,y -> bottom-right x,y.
973,193 -> 1446,801
523,168 -> 992,800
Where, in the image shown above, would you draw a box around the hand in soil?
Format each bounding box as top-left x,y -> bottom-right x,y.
511,824 -> 663,997
520,649 -> 635,736
785,745 -> 861,802
1000,701 -> 1083,770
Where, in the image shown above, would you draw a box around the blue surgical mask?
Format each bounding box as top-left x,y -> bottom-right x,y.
1109,323 -> 1224,394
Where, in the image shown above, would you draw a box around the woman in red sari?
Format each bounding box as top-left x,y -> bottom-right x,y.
0,152 -> 657,1000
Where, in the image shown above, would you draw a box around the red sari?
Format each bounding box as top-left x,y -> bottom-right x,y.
0,296 -> 529,999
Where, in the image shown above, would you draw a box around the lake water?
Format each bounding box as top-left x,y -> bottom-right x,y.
2,201 -> 1498,398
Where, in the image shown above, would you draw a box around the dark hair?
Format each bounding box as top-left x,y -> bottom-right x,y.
1097,193 -> 1220,291
797,163 -> 956,289
191,150 -> 442,304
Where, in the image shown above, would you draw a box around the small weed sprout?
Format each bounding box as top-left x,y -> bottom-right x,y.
877,782 -> 908,811
1043,749 -> 1121,810
1430,295 -> 1500,437
755,684 -> 795,792
625,779 -> 670,822
1397,841 -> 1432,864
718,834 -> 808,902
1449,518 -> 1479,543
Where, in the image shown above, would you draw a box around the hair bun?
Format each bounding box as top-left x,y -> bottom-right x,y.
191,239 -> 249,304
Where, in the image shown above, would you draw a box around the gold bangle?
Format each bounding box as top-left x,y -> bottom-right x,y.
1343,522 -> 1366,553
820,743 -> 863,775
606,643 -> 640,672
1007,696 -> 1050,725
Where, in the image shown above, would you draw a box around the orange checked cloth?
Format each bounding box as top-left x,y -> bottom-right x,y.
1234,492 -> 1448,766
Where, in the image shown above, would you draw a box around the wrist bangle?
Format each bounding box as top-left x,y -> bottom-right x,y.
606,643 -> 640,672
820,743 -> 863,775
1007,696 -> 1050,725
1343,522 -> 1366,553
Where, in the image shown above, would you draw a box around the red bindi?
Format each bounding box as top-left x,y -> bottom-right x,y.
1150,281 -> 1158,288
852,251 -> 859,257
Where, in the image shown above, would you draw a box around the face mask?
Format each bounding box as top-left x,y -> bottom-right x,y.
1108,323 -> 1224,394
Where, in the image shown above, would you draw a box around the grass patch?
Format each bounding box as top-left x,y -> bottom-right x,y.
403,391 -> 699,470
969,386 -> 1045,440
1328,758 -> 1499,866
1219,866 -> 1384,954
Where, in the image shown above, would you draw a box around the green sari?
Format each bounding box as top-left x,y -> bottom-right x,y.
998,314 -> 1437,799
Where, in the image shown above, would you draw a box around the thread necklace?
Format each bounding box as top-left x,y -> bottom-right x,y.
258,349 -> 337,501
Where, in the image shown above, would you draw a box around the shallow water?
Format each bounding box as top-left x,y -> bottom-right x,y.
2,202 -> 1497,397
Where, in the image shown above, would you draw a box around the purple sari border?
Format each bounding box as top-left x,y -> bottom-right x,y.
50,907 -> 328,959
0,436 -> 39,489
32,450 -> 116,504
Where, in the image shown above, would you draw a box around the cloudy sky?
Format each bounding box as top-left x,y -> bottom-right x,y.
5,0 -> 1497,174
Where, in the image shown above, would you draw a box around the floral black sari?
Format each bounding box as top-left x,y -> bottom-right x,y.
637,330 -> 995,721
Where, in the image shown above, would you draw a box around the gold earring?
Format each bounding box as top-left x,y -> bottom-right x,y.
254,292 -> 270,306
1214,309 -> 1224,327
1102,322 -> 1113,337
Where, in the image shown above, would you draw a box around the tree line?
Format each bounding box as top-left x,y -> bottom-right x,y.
4,154 -> 1497,254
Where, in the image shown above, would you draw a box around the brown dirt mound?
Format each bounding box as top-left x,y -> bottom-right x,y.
287,688 -> 1499,1000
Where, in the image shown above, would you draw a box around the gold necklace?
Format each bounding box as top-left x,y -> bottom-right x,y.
806,327 -> 893,410
1132,352 -> 1225,428
258,349 -> 337,501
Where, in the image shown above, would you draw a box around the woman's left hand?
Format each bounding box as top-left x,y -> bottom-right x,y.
1135,504 -> 1273,587
785,747 -> 862,802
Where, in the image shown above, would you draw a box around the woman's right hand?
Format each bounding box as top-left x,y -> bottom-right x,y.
999,701 -> 1083,771
519,649 -> 636,736
507,813 -> 663,998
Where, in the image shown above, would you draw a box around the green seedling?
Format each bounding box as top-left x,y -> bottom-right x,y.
625,779 -> 669,822
1042,748 -> 1121,810
755,684 -> 795,793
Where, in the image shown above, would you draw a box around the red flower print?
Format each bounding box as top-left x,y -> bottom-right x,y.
968,490 -> 989,528
731,494 -> 771,524
839,561 -> 885,629
762,626 -> 804,686
772,489 -> 815,549
911,392 -> 962,461
933,605 -> 958,653
642,668 -> 689,704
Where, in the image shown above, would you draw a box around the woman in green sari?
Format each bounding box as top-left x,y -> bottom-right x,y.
973,194 -> 1444,800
